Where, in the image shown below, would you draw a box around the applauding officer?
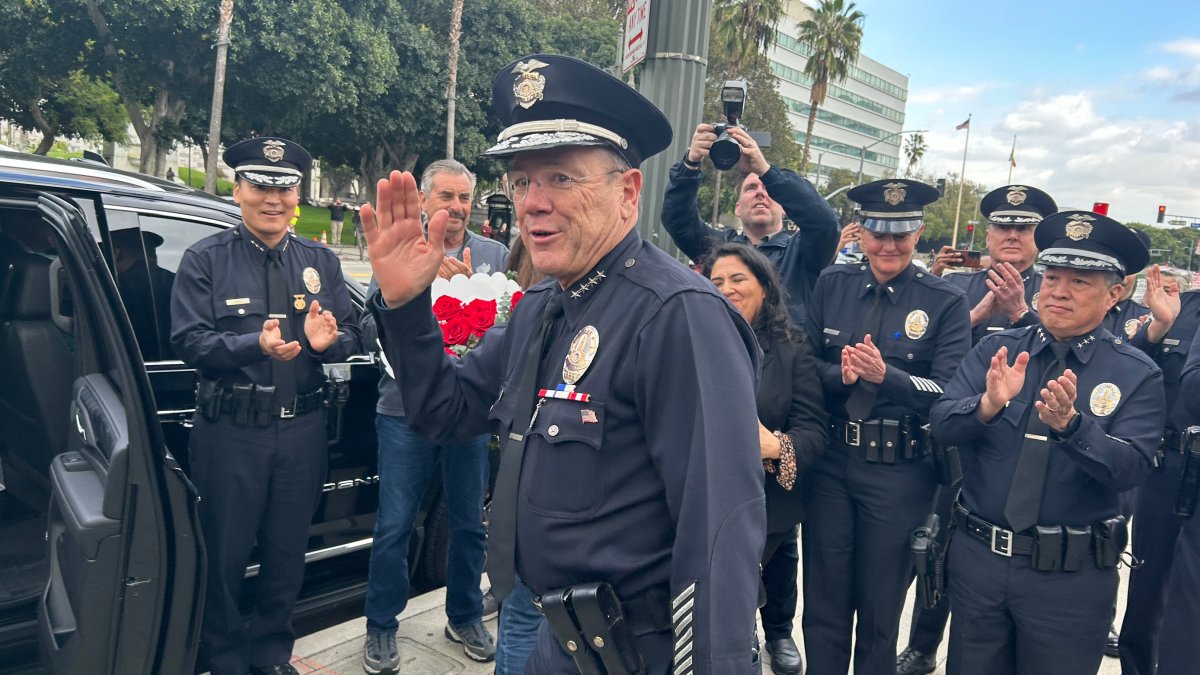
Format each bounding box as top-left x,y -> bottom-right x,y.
802,179 -> 970,675
362,55 -> 766,674
171,137 -> 361,675
930,212 -> 1162,675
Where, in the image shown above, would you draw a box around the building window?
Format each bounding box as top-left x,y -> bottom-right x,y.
792,132 -> 899,169
770,62 -> 906,124
774,32 -> 908,101
782,97 -> 901,146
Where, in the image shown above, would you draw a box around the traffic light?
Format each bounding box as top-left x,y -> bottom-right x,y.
1158,205 -> 1167,224
1093,202 -> 1109,216
966,223 -> 974,233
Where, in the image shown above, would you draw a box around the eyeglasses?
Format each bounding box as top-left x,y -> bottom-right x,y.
506,169 -> 623,202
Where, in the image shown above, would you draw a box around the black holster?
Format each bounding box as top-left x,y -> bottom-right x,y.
928,426 -> 963,487
1176,426 -> 1200,517
230,383 -> 255,426
325,373 -> 350,444
911,514 -> 944,610
252,384 -> 275,427
540,583 -> 646,675
196,378 -> 223,422
1093,515 -> 1128,569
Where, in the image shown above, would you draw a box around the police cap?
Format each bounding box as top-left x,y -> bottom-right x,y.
110,228 -> 164,251
484,54 -> 672,168
1035,210 -> 1150,276
223,137 -> 312,188
848,179 -> 940,234
980,185 -> 1057,227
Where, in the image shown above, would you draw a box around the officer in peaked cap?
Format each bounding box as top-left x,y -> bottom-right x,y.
361,54 -> 767,674
930,210 -> 1162,675
171,136 -> 360,675
802,178 -> 971,674
898,183 -> 1060,674
1101,228 -> 1152,342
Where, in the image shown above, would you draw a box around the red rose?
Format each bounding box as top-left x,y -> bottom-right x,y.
444,347 -> 459,357
510,291 -> 524,311
465,298 -> 498,317
469,309 -> 496,337
432,296 -> 465,321
441,317 -> 472,346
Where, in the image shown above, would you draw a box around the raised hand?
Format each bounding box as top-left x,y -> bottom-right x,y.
1036,368 -> 1078,433
439,247 -> 473,280
969,290 -> 998,327
360,170 -> 449,307
304,300 -> 339,353
1144,264 -> 1180,342
929,245 -> 962,277
260,318 -> 302,361
986,262 -> 1029,321
979,346 -> 1029,421
729,126 -> 771,176
687,123 -> 718,164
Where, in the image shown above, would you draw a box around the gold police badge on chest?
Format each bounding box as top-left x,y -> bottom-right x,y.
563,326 -> 600,385
1090,383 -> 1121,417
293,294 -> 307,311
904,310 -> 929,339
303,267 -> 321,294
1124,319 -> 1140,339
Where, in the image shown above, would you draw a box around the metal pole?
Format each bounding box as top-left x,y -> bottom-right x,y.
636,0 -> 713,260
445,0 -> 465,158
857,146 -> 865,185
951,115 -> 972,248
204,0 -> 234,194
814,152 -> 823,188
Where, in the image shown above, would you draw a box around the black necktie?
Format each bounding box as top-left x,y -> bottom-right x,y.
487,291 -> 564,601
844,284 -> 887,421
266,247 -> 297,407
1003,341 -> 1071,532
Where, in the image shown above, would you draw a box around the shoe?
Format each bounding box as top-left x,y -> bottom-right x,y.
445,620 -> 497,662
896,646 -> 937,675
764,637 -> 803,675
363,629 -> 401,674
249,665 -> 300,675
1105,625 -> 1120,658
482,587 -> 500,621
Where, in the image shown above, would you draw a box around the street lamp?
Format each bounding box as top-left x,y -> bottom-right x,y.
857,129 -> 928,185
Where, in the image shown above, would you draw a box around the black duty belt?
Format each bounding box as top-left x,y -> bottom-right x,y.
1162,428 -> 1186,454
954,504 -> 1127,571
954,504 -> 1036,557
219,386 -> 325,419
832,417 -> 929,463
536,584 -> 671,637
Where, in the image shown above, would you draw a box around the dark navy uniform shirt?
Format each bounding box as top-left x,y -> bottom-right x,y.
943,265 -> 1041,344
661,162 -> 840,323
170,224 -> 361,391
1131,292 -> 1200,433
1104,298 -> 1152,341
373,229 -> 767,674
805,262 -> 972,422
932,325 -> 1164,528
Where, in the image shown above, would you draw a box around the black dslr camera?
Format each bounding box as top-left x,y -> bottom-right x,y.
709,80 -> 749,171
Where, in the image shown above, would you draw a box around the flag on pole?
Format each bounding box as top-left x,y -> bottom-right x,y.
955,117 -> 971,131
1009,136 -> 1017,168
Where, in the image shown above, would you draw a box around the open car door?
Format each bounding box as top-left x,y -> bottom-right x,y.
34,194 -> 203,674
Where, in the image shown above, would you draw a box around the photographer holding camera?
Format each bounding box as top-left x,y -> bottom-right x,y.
662,122 -> 839,327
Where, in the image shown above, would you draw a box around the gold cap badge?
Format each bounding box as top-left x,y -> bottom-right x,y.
1065,214 -> 1095,241
1007,186 -> 1028,205
262,139 -> 286,163
905,310 -> 930,339
1090,382 -> 1121,416
883,182 -> 908,206
512,59 -> 550,109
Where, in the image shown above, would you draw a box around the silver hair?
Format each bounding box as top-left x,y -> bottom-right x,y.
1104,272 -> 1125,288
1160,266 -> 1192,291
420,159 -> 477,195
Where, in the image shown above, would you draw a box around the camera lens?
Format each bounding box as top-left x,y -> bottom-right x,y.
709,131 -> 740,171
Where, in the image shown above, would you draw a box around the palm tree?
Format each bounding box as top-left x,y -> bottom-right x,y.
711,0 -> 785,78
904,133 -> 927,177
797,0 -> 864,170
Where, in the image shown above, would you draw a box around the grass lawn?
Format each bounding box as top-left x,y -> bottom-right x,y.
293,205 -> 360,245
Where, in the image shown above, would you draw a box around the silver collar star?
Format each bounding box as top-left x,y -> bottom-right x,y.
570,270 -> 606,299
1076,335 -> 1095,349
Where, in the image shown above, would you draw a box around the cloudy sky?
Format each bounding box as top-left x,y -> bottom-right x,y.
851,0 -> 1197,226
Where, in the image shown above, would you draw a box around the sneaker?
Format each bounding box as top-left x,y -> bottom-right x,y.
445,620 -> 497,662
482,587 -> 500,621
896,646 -> 937,675
363,629 -> 401,674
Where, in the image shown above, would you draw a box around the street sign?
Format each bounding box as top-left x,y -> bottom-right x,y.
622,0 -> 651,72
1169,219 -> 1187,226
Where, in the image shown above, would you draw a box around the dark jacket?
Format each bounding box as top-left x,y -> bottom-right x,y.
755,327 -> 827,532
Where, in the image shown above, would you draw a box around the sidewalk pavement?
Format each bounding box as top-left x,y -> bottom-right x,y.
332,244 -> 372,288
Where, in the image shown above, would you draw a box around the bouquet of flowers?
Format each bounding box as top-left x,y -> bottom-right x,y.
430,272 -> 524,356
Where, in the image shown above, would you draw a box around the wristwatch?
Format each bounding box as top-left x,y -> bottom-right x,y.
681,153 -> 701,171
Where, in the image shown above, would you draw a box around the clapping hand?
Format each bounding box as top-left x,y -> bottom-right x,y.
260,318 -> 301,361
978,346 -> 1028,421
1036,369 -> 1078,433
304,300 -> 339,353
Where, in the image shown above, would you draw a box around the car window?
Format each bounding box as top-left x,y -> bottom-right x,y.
106,214 -> 226,363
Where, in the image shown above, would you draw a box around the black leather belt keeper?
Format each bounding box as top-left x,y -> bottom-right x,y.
539,583 -> 664,675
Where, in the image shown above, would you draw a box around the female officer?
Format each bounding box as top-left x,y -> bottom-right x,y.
801,179 -> 971,675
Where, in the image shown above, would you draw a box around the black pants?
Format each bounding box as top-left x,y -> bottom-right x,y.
947,532 -> 1116,675
801,447 -> 937,675
1157,480 -> 1200,674
762,527 -> 800,642
190,411 -> 328,675
1120,450 -> 1185,675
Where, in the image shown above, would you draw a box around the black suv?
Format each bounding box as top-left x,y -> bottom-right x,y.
0,151 -> 452,674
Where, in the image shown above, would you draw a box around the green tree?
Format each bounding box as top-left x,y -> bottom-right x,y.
909,169 -> 987,250
712,0 -> 785,78
903,133 -> 926,177
796,0 -> 863,170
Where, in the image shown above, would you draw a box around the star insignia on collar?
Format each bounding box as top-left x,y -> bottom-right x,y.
570,270 -> 606,299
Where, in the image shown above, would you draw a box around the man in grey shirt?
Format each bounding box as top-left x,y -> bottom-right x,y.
359,159 -> 501,673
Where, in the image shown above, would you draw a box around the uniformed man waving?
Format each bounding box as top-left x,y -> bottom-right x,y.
171,137 -> 361,675
930,211 -> 1163,675
362,55 -> 766,674
802,179 -> 971,675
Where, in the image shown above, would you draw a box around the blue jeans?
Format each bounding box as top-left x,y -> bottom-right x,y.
495,576 -> 544,675
365,415 -> 489,632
